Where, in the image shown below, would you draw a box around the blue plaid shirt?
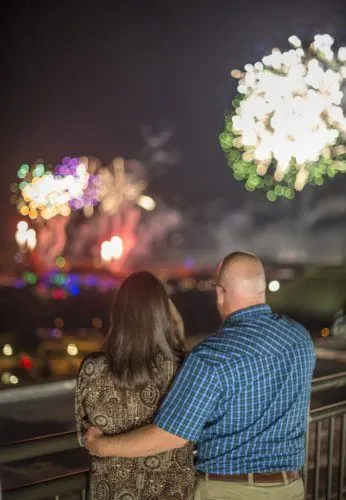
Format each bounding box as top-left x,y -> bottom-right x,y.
154,304 -> 316,473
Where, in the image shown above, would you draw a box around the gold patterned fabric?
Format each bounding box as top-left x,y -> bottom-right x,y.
75,352 -> 196,499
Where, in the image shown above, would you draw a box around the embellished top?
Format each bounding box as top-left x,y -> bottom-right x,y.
75,352 -> 195,499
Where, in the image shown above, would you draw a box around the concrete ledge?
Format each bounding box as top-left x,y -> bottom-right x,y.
1,380 -> 76,404
1,351 -> 346,405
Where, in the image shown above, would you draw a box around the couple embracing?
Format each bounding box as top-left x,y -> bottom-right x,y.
75,251 -> 315,499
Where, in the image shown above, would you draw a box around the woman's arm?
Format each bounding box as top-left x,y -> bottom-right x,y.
75,361 -> 89,447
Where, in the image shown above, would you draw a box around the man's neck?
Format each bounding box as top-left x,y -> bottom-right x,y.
225,296 -> 266,318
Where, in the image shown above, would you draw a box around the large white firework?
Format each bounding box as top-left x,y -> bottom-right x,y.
222,34 -> 346,195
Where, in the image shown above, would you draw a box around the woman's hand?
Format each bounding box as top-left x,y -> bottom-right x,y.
83,426 -> 106,456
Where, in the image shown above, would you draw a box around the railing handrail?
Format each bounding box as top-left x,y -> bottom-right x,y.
1,400 -> 346,465
0,431 -> 79,464
1,398 -> 346,497
310,400 -> 346,422
2,468 -> 88,500
311,371 -> 346,393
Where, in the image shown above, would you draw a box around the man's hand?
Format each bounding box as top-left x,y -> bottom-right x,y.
84,426 -> 107,457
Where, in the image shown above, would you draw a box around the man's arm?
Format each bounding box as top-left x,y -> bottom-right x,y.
85,423 -> 187,457
86,351 -> 220,458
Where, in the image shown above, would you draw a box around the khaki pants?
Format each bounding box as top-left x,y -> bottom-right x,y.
194,474 -> 305,500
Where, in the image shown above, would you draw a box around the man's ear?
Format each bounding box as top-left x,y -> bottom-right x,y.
216,286 -> 224,306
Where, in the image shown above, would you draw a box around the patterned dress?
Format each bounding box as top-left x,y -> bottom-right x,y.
75,352 -> 196,499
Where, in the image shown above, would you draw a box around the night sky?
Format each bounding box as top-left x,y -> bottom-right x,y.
1,0 -> 346,263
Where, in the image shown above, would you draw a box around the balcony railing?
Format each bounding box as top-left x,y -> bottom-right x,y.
303,371 -> 346,499
1,371 -> 346,500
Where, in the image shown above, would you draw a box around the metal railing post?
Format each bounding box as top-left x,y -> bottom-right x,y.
339,414 -> 346,500
326,417 -> 335,500
303,403 -> 310,499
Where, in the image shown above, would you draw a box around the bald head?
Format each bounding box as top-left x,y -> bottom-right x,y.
218,251 -> 266,296
216,252 -> 266,319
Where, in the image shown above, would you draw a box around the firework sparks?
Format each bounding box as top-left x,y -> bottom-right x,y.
15,221 -> 37,251
98,157 -> 147,214
220,34 -> 346,200
100,236 -> 124,262
12,158 -> 91,220
55,156 -> 101,215
10,154 -> 170,272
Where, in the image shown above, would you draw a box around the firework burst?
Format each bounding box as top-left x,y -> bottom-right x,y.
220,34 -> 346,201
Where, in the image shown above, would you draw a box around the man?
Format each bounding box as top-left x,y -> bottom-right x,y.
86,251 -> 316,499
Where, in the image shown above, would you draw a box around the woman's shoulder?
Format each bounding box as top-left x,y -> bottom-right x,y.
155,354 -> 182,383
77,351 -> 107,378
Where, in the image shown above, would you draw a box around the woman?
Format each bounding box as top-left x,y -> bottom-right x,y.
75,271 -> 195,499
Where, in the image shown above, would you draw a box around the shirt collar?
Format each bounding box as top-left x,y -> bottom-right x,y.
223,304 -> 272,326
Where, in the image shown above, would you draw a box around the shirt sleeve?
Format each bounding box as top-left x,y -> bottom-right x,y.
154,352 -> 221,442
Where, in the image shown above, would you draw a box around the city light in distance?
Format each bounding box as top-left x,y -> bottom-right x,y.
55,317 -> 64,328
321,327 -> 330,337
66,343 -> 79,356
10,375 -> 19,384
92,317 -> 103,329
2,344 -> 13,356
268,280 -> 280,292
1,372 -> 19,384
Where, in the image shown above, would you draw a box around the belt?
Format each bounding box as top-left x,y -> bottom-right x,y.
198,471 -> 300,484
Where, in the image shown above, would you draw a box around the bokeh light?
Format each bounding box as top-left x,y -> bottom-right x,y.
23,271 -> 38,285
321,327 -> 330,337
9,375 -> 19,385
66,343 -> 78,356
2,344 -> 13,356
55,317 -> 64,328
92,317 -> 103,329
268,280 -> 280,292
56,256 -> 66,268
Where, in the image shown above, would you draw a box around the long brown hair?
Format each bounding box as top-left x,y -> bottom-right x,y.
105,271 -> 186,389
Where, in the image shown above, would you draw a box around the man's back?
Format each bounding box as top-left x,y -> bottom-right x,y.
155,304 -> 316,474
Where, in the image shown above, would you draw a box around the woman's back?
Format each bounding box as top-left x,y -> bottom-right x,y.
76,352 -> 195,499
